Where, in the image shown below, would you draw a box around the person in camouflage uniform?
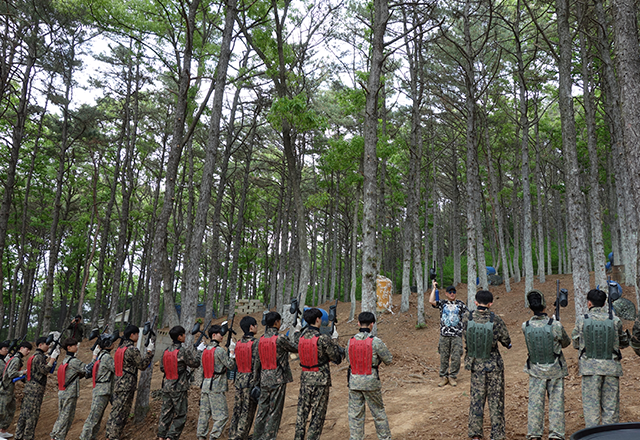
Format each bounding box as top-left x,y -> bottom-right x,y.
429,280 -> 467,387
50,338 -> 88,440
80,334 -> 117,440
67,315 -> 86,342
572,288 -> 629,428
105,324 -> 154,440
522,290 -> 571,440
196,324 -> 236,440
228,316 -> 260,440
252,311 -> 298,440
1,341 -> 31,438
463,290 -> 511,440
631,314 -> 640,357
15,336 -> 58,440
347,311 -> 392,440
158,325 -> 201,440
293,307 -> 344,440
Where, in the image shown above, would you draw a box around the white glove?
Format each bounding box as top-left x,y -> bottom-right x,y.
197,342 -> 206,352
331,327 -> 339,339
147,341 -> 155,352
50,347 -> 60,360
295,322 -> 302,333
229,340 -> 236,351
229,350 -> 236,359
93,345 -> 101,358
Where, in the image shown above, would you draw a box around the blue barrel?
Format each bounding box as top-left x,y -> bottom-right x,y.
486,266 -> 497,276
302,307 -> 329,327
608,251 -> 614,264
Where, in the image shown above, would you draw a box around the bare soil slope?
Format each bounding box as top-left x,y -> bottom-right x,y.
17,274 -> 640,439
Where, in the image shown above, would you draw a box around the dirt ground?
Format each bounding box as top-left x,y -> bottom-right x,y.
12,273 -> 640,439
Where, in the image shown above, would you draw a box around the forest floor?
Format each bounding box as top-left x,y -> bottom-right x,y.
16,273 -> 640,439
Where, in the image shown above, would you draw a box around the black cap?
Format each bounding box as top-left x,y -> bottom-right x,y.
446,286 -> 456,293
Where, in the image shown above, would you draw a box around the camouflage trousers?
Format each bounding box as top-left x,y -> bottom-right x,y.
581,375 -> 619,428
468,368 -> 505,440
228,386 -> 257,440
14,384 -> 45,440
348,389 -> 391,440
157,390 -> 189,440
527,376 -> 565,439
253,383 -> 287,440
438,335 -> 463,378
0,391 -> 16,430
105,387 -> 135,440
50,393 -> 78,440
294,384 -> 330,440
197,392 -> 228,439
80,394 -> 111,440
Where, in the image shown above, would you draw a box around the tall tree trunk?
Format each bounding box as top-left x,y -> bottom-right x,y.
349,189 -> 360,321
534,130 -> 545,283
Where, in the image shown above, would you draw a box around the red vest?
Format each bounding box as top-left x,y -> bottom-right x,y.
299,336 -> 320,372
26,356 -> 34,381
236,340 -> 254,373
258,336 -> 278,370
163,349 -> 179,380
92,358 -> 101,388
202,347 -> 217,379
114,346 -> 128,377
349,338 -> 373,375
2,356 -> 13,379
57,361 -> 69,390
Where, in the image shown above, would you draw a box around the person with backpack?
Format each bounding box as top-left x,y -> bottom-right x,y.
572,288 -> 629,428
522,290 -> 571,440
464,290 -> 511,440
0,341 -> 31,439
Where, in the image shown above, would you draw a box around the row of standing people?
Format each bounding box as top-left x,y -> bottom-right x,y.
0,309 -> 394,440
429,279 -> 640,440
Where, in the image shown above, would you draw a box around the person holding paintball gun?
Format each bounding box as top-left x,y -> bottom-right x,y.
429,279 -> 467,387
67,315 -> 86,343
571,288 -> 629,428
522,290 -> 571,440
196,324 -> 236,440
0,341 -> 32,439
15,336 -> 59,440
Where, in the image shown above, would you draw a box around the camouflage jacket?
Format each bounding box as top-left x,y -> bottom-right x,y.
114,339 -> 153,392
160,342 -> 201,393
93,349 -> 115,396
58,353 -> 87,398
631,317 -> 640,357
200,340 -> 236,394
253,326 -> 298,389
522,314 -> 570,379
346,331 -> 392,391
572,306 -> 628,377
67,321 -> 86,341
294,326 -> 343,387
26,349 -> 51,392
1,352 -> 24,395
235,334 -> 259,389
463,309 -> 511,373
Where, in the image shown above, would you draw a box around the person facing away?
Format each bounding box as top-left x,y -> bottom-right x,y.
196,324 -> 236,440
463,290 -> 511,440
80,333 -> 117,440
522,290 -> 571,440
252,311 -> 299,440
157,325 -> 201,440
571,288 -> 629,428
293,307 -> 344,440
50,337 -> 88,440
1,341 -> 32,439
15,336 -> 58,440
429,279 -> 467,387
347,311 -> 393,440
105,324 -> 154,440
228,316 -> 260,440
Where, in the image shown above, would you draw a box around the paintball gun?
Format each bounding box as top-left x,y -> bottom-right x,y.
222,315 -> 237,380
429,261 -> 437,281
143,316 -> 157,348
328,299 -> 339,335
607,279 -> 622,319
89,325 -> 109,352
192,318 -> 214,348
7,334 -> 27,357
290,296 -> 302,328
555,280 -> 568,321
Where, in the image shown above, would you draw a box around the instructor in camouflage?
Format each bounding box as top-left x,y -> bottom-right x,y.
50,337 -> 88,440
0,341 -> 31,438
347,311 -> 393,440
105,324 -> 154,440
80,334 -> 116,440
15,336 -> 58,440
522,290 -> 571,440
228,316 -> 260,440
252,311 -> 298,440
293,307 -> 344,440
463,290 -> 511,440
571,288 -> 628,428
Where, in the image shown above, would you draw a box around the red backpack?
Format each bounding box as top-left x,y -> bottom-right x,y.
235,340 -> 254,373
258,336 -> 278,370
349,338 -> 373,375
299,336 -> 320,372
